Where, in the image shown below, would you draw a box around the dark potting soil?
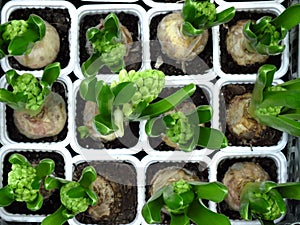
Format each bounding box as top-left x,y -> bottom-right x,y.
221,83 -> 282,146
216,156 -> 278,220
7,8 -> 71,70
145,162 -> 209,224
2,151 -> 66,215
75,92 -> 140,149
6,81 -> 69,143
220,11 -> 281,74
148,85 -> 211,151
79,12 -> 142,74
149,12 -> 213,75
73,161 -> 138,224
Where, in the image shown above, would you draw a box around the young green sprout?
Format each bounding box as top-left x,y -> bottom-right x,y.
142,179 -> 230,225
82,13 -> 132,77
145,105 -> 228,151
0,153 -> 55,211
227,4 -> 300,66
0,14 -> 60,69
223,161 -> 300,225
227,64 -> 300,143
42,166 -> 98,225
157,0 -> 235,72
239,181 -> 300,225
0,62 -> 66,139
78,69 -> 196,143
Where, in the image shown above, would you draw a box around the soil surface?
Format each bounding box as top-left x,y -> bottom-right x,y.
149,12 -> 213,75
6,81 -> 68,143
221,83 -> 282,146
79,12 -> 142,74
148,85 -> 211,151
75,92 -> 140,149
2,151 -> 66,215
7,7 -> 71,71
145,162 -> 209,224
73,161 -> 137,224
216,156 -> 278,220
219,11 -> 281,74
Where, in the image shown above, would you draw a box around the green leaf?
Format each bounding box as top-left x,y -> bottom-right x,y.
277,77 -> 300,90
276,182 -> 300,200
44,176 -> 65,190
128,100 -> 147,120
112,82 -> 136,105
139,84 -> 196,120
0,89 -> 26,110
170,213 -> 190,225
36,158 -> 55,178
187,199 -> 231,225
8,29 -> 38,55
79,77 -> 102,102
191,181 -> 228,202
197,126 -> 228,149
187,105 -> 213,124
8,153 -> 31,166
79,166 -> 97,189
272,4 -> 300,30
27,193 -> 43,211
93,114 -> 115,135
81,52 -> 104,77
103,13 -> 121,40
142,193 -> 165,224
77,126 -> 90,138
182,22 -> 204,36
0,186 -> 15,207
41,205 -> 71,225
257,114 -> 300,136
41,62 -> 61,86
86,189 -> 98,206
145,117 -> 166,137
210,7 -> 236,27
67,186 -> 86,198
260,90 -> 300,109
5,69 -> 19,85
249,64 -> 276,116
96,82 -> 114,123
27,14 -> 46,40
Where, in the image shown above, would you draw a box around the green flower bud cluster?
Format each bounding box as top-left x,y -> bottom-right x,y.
13,73 -> 45,111
60,181 -> 90,214
2,20 -> 28,41
173,179 -> 192,195
250,190 -> 283,221
256,105 -> 282,116
114,69 -> 165,117
99,43 -> 126,71
165,111 -> 194,145
267,86 -> 287,92
8,164 -> 38,202
193,1 -> 217,23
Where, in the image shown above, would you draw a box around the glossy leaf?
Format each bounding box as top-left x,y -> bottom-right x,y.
272,4 -> 300,30
187,105 -> 213,124
93,113 -> 115,135
170,213 -> 190,225
142,187 -> 166,224
96,82 -> 114,121
41,205 -> 71,225
8,153 -> 31,166
257,114 -> 300,136
112,82 -> 136,105
145,117 -> 166,137
139,83 -> 196,120
81,52 -> 104,77
249,64 -> 276,117
197,126 -> 228,149
191,181 -> 228,202
41,62 -> 61,86
0,186 -> 15,207
79,77 -> 102,102
187,199 -> 231,225
44,176 -> 65,190
78,166 -> 97,189
26,193 -> 43,211
276,182 -> 300,200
